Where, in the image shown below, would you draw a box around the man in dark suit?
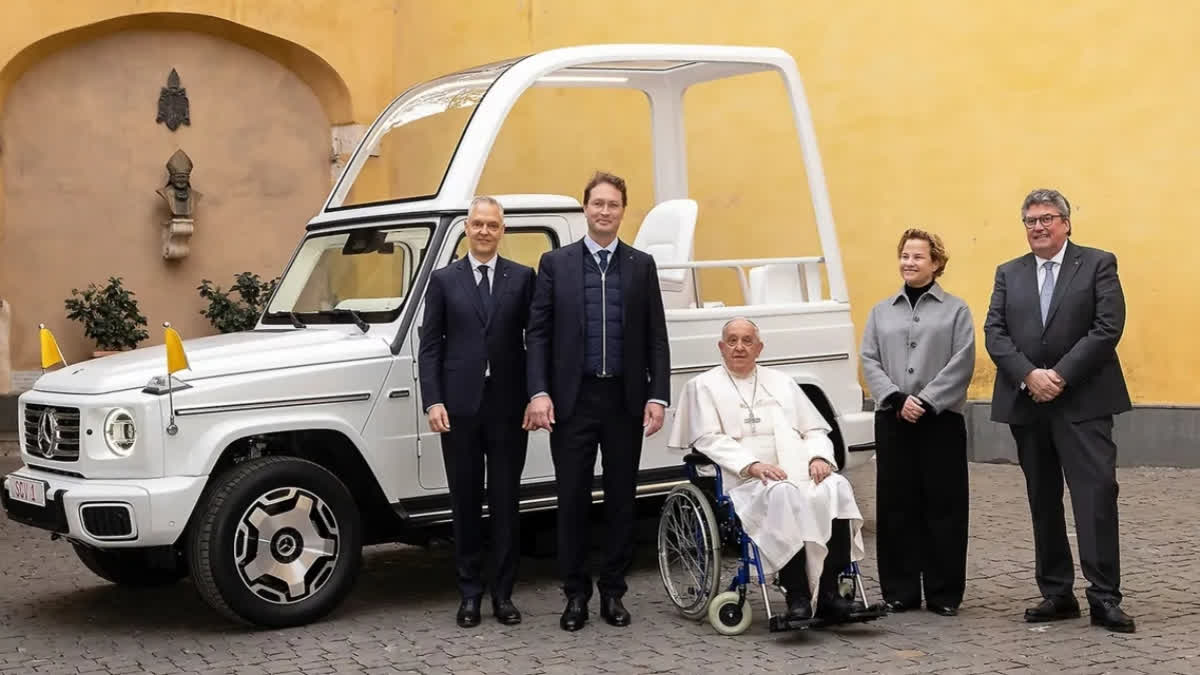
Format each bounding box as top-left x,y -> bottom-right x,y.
984,188 -> 1134,633
418,196 -> 536,628
524,171 -> 670,631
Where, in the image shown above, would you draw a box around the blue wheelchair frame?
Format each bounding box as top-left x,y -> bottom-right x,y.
683,452 -> 875,632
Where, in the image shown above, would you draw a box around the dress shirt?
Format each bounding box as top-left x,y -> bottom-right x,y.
1034,242 -> 1067,287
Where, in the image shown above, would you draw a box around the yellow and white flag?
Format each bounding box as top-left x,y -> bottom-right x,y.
39,324 -> 66,369
164,323 -> 190,374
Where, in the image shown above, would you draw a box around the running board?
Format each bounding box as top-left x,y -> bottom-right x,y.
392,469 -> 687,526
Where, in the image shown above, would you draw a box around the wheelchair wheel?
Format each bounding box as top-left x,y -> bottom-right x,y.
708,591 -> 752,635
657,483 -> 721,620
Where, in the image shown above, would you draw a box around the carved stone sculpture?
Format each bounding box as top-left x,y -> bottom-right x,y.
156,149 -> 200,259
156,68 -> 190,131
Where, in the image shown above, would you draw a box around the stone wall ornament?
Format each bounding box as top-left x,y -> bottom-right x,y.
156,149 -> 200,259
156,68 -> 190,131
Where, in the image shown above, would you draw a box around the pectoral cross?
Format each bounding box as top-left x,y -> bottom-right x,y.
740,403 -> 762,431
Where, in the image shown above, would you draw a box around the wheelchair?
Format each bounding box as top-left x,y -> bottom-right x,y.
657,451 -> 887,635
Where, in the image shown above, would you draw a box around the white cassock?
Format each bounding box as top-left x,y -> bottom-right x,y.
668,365 -> 865,599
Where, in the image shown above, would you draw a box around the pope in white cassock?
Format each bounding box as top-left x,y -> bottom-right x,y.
668,318 -> 867,622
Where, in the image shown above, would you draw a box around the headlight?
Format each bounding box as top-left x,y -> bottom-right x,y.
103,408 -> 137,456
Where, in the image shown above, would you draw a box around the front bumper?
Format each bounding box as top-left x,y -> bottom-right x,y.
1,467 -> 207,548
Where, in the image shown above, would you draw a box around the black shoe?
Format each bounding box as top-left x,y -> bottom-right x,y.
927,604 -> 958,617
599,595 -> 632,627
492,598 -> 522,625
785,593 -> 813,621
816,593 -> 864,622
560,596 -> 588,632
1024,595 -> 1081,623
1089,600 -> 1135,633
884,599 -> 920,613
456,596 -> 482,628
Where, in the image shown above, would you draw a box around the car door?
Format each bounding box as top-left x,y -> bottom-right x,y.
413,214 -> 565,489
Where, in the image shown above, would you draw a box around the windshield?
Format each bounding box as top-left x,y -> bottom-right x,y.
325,58 -> 521,209
263,224 -> 435,325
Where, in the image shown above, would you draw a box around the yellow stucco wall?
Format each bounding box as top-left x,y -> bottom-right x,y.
0,1 -> 1195,404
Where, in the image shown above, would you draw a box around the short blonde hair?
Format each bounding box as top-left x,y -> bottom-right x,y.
897,228 -> 949,278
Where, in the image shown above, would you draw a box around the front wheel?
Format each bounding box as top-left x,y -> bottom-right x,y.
708,591 -> 753,635
187,456 -> 362,627
72,543 -> 186,587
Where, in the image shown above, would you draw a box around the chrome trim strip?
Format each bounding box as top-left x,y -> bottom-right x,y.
175,392 -> 372,417
403,479 -> 689,522
388,389 -> 412,399
671,353 -> 849,375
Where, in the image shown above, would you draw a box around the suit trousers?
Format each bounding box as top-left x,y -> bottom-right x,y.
875,410 -> 969,608
778,518 -> 852,600
440,378 -> 528,601
1011,413 -> 1121,605
550,376 -> 644,600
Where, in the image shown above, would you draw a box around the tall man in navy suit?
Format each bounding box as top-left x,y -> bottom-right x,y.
984,188 -> 1135,633
418,196 -> 536,628
525,172 -> 671,631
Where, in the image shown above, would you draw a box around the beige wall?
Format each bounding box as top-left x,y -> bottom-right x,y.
0,29 -> 330,368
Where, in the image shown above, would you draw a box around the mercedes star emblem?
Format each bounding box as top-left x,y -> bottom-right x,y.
36,410 -> 59,459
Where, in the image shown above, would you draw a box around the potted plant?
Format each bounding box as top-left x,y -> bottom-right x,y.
197,272 -> 279,333
64,277 -> 150,357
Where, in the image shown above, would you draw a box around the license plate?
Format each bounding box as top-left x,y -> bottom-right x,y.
7,476 -> 47,508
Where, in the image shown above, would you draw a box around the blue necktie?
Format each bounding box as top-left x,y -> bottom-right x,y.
477,265 -> 493,315
1040,261 -> 1056,325
597,249 -> 609,273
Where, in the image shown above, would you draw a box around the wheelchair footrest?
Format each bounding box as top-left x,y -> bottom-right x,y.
767,615 -> 819,633
810,603 -> 889,628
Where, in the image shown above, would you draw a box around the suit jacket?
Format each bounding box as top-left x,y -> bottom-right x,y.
984,240 -> 1131,424
526,239 -> 671,420
418,255 -> 536,418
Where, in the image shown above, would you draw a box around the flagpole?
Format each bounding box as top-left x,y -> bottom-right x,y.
164,322 -> 178,436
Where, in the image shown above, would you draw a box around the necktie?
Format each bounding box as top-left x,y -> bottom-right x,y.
1040,261 -> 1056,325
477,265 -> 493,315
597,249 -> 610,273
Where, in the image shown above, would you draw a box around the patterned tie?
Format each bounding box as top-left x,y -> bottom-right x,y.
597,249 -> 610,273
477,265 -> 493,315
1040,261 -> 1056,325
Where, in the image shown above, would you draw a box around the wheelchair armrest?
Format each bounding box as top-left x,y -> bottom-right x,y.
683,451 -> 715,466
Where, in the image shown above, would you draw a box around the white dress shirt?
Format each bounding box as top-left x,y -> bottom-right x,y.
1035,242 -> 1067,286
583,235 -> 619,268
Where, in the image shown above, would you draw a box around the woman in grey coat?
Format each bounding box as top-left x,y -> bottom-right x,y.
860,228 -> 975,616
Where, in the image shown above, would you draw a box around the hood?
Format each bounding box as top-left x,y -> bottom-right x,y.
34,328 -> 394,395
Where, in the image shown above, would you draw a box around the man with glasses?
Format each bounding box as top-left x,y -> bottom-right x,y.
984,188 -> 1135,632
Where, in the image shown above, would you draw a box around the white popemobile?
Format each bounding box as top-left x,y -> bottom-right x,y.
2,44 -> 874,627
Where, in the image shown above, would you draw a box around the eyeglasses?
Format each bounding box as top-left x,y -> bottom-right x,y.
1022,213 -> 1066,229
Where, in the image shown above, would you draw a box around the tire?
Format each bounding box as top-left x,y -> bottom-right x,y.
658,483 -> 722,620
187,456 -> 362,628
72,543 -> 186,587
708,590 -> 753,636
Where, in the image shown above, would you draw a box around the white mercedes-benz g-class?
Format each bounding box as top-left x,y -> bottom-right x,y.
2,44 -> 873,627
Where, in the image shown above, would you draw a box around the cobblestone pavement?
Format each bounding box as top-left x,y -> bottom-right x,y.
2,448 -> 1198,674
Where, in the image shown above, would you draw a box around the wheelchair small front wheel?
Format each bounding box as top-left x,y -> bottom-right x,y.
708,591 -> 752,636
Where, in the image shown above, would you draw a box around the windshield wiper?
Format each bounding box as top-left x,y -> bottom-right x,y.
317,309 -> 370,334
288,312 -> 306,329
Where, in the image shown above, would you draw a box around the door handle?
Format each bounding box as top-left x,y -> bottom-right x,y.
389,388 -> 411,399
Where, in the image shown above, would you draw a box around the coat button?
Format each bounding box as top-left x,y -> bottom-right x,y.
913,316 -> 921,322
907,367 -> 914,374
910,341 -> 917,348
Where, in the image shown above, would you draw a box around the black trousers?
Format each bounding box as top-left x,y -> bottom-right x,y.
778,518 -> 852,600
550,376 -> 644,600
439,378 -> 528,601
875,409 -> 969,608
1011,414 -> 1121,605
